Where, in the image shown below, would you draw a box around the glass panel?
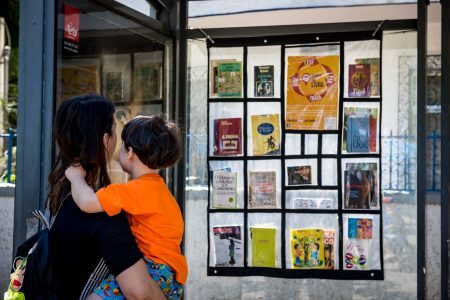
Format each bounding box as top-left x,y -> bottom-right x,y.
55,0 -> 169,184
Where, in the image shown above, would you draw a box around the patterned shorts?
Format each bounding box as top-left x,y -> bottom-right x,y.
93,258 -> 184,299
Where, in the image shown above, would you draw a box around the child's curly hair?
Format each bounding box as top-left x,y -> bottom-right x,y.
122,115 -> 182,169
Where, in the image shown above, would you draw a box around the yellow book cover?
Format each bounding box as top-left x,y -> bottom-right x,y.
251,227 -> 276,267
286,55 -> 339,130
355,58 -> 380,97
290,228 -> 325,269
251,114 -> 281,156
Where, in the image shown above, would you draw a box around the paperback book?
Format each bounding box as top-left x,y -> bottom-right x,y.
248,171 -> 277,209
344,170 -> 372,209
213,118 -> 242,156
105,72 -> 124,102
210,59 -> 236,97
348,64 -> 370,97
134,63 -> 161,101
355,58 -> 380,97
250,227 -> 277,267
217,62 -> 243,97
346,162 -> 379,208
287,165 -> 312,185
254,65 -> 274,97
212,226 -> 243,267
212,171 -> 238,209
290,229 -> 325,269
348,218 -> 373,239
251,114 -> 281,156
343,107 -> 378,153
323,230 -> 335,269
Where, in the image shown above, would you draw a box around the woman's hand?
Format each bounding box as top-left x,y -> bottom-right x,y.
65,165 -> 86,182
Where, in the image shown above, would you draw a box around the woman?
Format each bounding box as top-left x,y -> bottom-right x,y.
45,95 -> 164,299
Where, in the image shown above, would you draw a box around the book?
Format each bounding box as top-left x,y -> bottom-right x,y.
346,116 -> 370,153
344,170 -> 372,209
343,107 -> 378,153
286,55 -> 339,130
251,114 -> 281,156
355,58 -> 380,97
348,64 -> 370,97
105,72 -> 124,102
134,63 -> 161,101
348,218 -> 373,239
213,118 -> 242,156
212,171 -> 237,209
290,229 -> 325,269
210,59 -> 236,97
254,65 -> 274,97
248,171 -> 277,209
323,230 -> 335,269
217,62 -> 242,97
287,165 -> 312,185
212,226 -> 243,267
346,162 -> 378,207
344,239 -> 370,270
250,227 -> 276,267
292,198 -> 334,209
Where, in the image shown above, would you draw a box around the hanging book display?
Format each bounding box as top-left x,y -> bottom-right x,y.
207,37 -> 383,280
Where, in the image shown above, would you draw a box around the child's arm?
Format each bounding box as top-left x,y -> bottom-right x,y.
65,165 -> 104,213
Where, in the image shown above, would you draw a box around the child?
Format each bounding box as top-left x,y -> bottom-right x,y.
65,115 -> 187,300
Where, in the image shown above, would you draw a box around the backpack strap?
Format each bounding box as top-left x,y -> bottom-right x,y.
79,258 -> 109,300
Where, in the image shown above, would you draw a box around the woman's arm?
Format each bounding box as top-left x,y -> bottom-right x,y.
65,165 -> 104,213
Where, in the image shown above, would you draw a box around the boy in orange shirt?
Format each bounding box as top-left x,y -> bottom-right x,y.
65,115 -> 187,300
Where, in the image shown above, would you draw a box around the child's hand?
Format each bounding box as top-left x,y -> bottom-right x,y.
65,165 -> 86,182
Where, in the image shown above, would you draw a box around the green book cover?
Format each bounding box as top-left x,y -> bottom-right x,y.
251,227 -> 276,267
217,62 -> 242,97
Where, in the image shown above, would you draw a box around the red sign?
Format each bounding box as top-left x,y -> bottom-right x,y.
64,4 -> 79,42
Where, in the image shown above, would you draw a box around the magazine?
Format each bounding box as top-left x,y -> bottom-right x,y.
212,171 -> 238,209
287,165 -> 312,185
250,227 -> 276,267
286,55 -> 339,130
212,226 -> 243,267
348,64 -> 371,97
290,229 -> 325,269
248,171 -> 277,208
254,65 -> 274,97
251,114 -> 281,156
213,118 -> 242,156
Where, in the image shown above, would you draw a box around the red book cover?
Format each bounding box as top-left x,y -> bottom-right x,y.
369,114 -> 377,152
214,118 -> 242,155
348,64 -> 370,97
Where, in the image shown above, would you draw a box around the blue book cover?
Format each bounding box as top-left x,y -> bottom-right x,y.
346,117 -> 369,152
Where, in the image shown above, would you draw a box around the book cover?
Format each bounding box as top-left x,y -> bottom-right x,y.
290,229 -> 325,269
210,59 -> 236,97
346,162 -> 378,207
60,65 -> 99,102
323,230 -> 335,269
134,63 -> 161,101
346,116 -> 370,153
286,55 -> 339,130
217,62 -> 242,97
254,65 -> 274,97
355,58 -> 380,97
344,170 -> 372,209
348,218 -> 373,239
105,72 -> 124,102
212,171 -> 238,209
251,114 -> 281,156
343,107 -> 379,152
250,227 -> 277,267
348,64 -> 371,97
248,171 -> 277,209
213,118 -> 242,156
292,198 -> 334,209
287,165 -> 312,185
344,239 -> 370,270
212,226 -> 243,267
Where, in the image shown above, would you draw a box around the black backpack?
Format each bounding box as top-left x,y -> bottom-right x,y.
5,208 -> 108,300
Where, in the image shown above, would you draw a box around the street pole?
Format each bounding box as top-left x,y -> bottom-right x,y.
3,45 -> 10,104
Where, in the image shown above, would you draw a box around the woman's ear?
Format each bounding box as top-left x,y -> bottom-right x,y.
103,133 -> 110,151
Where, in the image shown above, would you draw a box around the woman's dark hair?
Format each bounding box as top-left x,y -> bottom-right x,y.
48,95 -> 115,214
121,115 -> 182,170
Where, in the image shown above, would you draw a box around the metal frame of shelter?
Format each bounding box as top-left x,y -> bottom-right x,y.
15,0 -> 449,298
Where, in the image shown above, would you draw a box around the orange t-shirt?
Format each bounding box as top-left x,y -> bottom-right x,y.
96,173 -> 188,284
